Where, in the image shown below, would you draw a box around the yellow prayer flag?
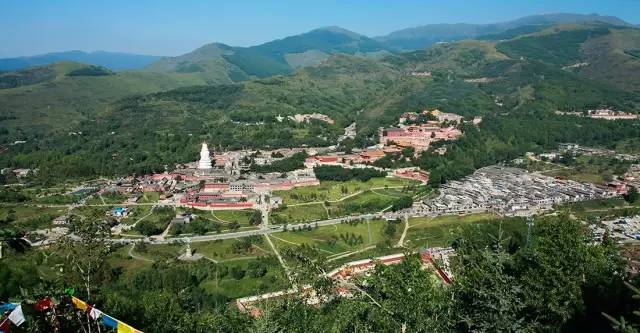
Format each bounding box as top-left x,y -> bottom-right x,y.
117,321 -> 136,333
71,296 -> 88,311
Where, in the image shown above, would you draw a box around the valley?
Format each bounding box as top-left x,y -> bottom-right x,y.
2,9 -> 640,333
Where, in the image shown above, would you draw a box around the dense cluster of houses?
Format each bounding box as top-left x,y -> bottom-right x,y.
588,109 -> 639,120
415,166 -> 615,217
277,113 -> 335,124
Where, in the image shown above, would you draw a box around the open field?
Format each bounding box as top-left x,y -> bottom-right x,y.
274,177 -> 420,205
210,209 -> 258,226
271,202 -> 329,224
271,219 -> 390,255
109,242 -> 288,300
539,155 -> 631,185
326,190 -> 397,217
199,257 -> 289,299
405,212 -> 508,248
0,205 -> 67,230
140,192 -> 160,203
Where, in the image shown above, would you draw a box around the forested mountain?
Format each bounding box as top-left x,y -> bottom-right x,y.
3,22 -> 640,183
2,21 -> 640,183
146,27 -> 391,81
375,13 -> 633,51
0,50 -> 161,71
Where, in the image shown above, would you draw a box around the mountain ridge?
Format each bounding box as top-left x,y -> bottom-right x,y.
375,13 -> 634,50
0,50 -> 161,72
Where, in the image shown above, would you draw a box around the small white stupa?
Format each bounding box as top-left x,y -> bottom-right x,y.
198,141 -> 212,170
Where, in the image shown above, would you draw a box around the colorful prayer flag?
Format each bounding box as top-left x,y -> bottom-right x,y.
102,314 -> 118,329
71,297 -> 88,311
0,318 -> 10,333
8,306 -> 25,326
34,298 -> 54,312
117,321 -> 136,333
89,307 -> 102,320
0,304 -> 17,313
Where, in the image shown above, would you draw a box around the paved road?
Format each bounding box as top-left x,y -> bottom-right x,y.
111,213 -> 385,245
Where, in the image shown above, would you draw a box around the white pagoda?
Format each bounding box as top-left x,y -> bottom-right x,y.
198,142 -> 212,169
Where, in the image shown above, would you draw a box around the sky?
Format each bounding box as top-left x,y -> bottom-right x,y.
1,0 -> 639,58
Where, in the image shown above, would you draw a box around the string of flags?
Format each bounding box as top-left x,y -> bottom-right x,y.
71,296 -> 141,333
0,293 -> 142,333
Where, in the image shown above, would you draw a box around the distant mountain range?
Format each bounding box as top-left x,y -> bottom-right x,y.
0,50 -> 161,72
375,13 -> 633,50
0,13 -> 633,74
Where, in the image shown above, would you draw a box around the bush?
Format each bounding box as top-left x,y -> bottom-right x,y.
230,266 -> 246,280
247,261 -> 268,278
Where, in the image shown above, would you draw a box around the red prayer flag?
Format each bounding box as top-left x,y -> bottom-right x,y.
0,317 -> 10,333
34,298 -> 54,312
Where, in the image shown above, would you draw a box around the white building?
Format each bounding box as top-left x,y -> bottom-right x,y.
198,142 -> 213,170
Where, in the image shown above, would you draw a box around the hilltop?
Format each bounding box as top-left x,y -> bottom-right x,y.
146,26 -> 391,81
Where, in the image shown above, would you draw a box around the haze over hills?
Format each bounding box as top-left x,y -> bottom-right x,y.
375,13 -> 634,51
0,50 -> 161,72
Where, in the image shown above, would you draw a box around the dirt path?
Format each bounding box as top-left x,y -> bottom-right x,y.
327,245 -> 376,262
265,234 -> 292,281
396,216 -> 409,247
128,243 -> 153,262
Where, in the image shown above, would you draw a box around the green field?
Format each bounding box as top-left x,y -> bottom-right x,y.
271,203 -> 329,224
110,241 -> 288,300
210,209 -> 258,226
274,177 -> 420,205
271,219 -> 390,256
540,155 -> 632,185
0,205 -> 67,230
405,212 -> 516,248
140,192 -> 160,203
326,190 -> 397,217
199,258 -> 289,299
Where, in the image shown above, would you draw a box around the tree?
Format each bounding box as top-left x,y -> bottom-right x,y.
517,216 -> 590,331
230,266 -> 246,280
625,187 -> 639,204
57,218 -> 112,302
402,146 -> 415,158
452,229 -> 527,332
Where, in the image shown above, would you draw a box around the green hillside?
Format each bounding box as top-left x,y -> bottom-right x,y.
0,62 -> 209,139
495,24 -> 640,92
146,27 -> 392,81
2,23 -> 640,182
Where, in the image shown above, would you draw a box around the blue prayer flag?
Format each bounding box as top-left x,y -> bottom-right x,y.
102,314 -> 118,329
